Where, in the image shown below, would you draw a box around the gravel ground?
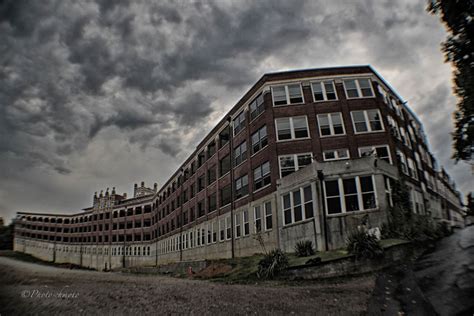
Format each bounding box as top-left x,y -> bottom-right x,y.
0,256 -> 375,315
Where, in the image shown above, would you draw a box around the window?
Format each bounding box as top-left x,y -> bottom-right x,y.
220,184 -> 231,206
233,111 -> 246,135
282,185 -> 314,225
235,213 -> 241,238
234,141 -> 247,166
207,140 -> 216,158
198,151 -> 205,167
197,200 -> 205,217
208,193 -> 217,212
198,175 -> 205,191
411,189 -> 424,214
219,218 -> 225,241
251,126 -> 268,154
243,210 -> 249,236
235,174 -> 249,199
254,206 -> 262,233
254,161 -> 271,190
279,153 -> 312,177
219,126 -> 230,148
226,217 -> 231,240
249,93 -> 264,120
324,176 -> 377,215
400,127 -> 412,148
275,116 -> 309,141
311,81 -> 337,101
264,202 -> 272,230
212,221 -> 218,243
219,154 -> 231,176
207,166 -> 216,185
358,145 -> 391,164
343,78 -> 374,98
397,150 -> 408,175
351,110 -> 384,133
317,113 -> 345,136
407,158 -> 418,180
323,149 -> 349,161
272,84 -> 304,106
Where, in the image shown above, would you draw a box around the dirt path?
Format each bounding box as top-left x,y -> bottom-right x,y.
0,256 -> 375,315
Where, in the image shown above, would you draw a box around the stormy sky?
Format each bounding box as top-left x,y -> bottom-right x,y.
0,0 -> 471,224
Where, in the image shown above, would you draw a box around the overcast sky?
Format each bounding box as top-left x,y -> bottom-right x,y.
0,0 -> 471,224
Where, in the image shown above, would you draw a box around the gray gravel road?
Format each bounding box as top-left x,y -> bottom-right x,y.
0,256 -> 375,315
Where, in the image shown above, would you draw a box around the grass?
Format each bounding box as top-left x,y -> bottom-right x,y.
199,238 -> 411,282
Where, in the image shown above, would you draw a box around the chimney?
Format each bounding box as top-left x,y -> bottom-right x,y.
154,183 -> 158,191
123,193 -> 127,199
141,181 -> 145,187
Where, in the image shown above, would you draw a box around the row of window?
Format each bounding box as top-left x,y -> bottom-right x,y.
158,202 -> 273,255
324,176 -> 377,215
270,78 -> 375,107
275,110 -> 384,142
278,145 -> 391,178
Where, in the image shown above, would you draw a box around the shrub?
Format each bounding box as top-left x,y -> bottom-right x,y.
257,249 -> 289,279
294,240 -> 315,257
346,230 -> 384,260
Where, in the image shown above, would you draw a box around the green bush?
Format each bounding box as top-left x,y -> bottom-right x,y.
381,180 -> 452,243
346,230 -> 384,260
294,240 -> 315,257
257,249 -> 289,279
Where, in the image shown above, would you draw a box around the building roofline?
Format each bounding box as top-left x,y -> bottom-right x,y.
155,65 -> 377,195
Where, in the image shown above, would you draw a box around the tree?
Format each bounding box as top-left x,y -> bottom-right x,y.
467,192 -> 474,216
0,223 -> 14,250
428,0 -> 474,163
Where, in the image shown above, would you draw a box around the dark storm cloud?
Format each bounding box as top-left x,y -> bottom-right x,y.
0,0 -> 470,224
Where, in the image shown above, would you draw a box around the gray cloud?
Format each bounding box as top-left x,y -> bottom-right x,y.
0,0 -> 471,224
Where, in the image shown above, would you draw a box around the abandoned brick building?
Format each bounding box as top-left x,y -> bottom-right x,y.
13,65 -> 464,270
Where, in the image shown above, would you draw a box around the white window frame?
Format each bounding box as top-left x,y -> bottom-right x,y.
407,157 -> 418,180
350,109 -> 385,134
278,153 -> 313,178
358,145 -> 392,164
235,213 -> 241,239
397,150 -> 409,175
233,110 -> 246,136
254,205 -> 262,233
317,112 -> 346,137
219,218 -> 225,242
323,175 -> 378,215
310,80 -> 338,102
323,149 -> 350,161
271,83 -> 305,106
253,161 -> 271,191
243,209 -> 250,236
281,184 -> 314,226
249,93 -> 265,121
275,116 -> 310,141
225,216 -> 231,240
264,201 -> 272,231
343,78 -> 375,99
251,125 -> 268,155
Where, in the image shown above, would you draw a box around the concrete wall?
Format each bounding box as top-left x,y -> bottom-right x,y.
277,157 -> 396,251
